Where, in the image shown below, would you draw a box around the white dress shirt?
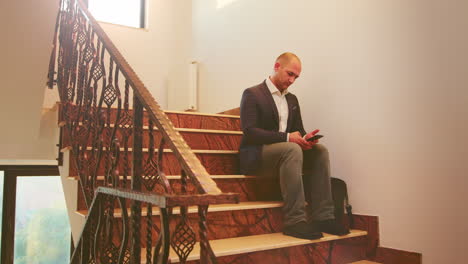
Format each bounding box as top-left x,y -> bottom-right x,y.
266,77 -> 289,141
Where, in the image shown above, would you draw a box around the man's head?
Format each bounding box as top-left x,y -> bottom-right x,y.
270,52 -> 302,92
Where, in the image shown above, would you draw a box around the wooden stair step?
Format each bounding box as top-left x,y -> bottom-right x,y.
76,201 -> 284,217
77,201 -> 285,240
170,127 -> 241,134
164,110 -> 239,118
62,126 -> 242,150
68,174 -> 256,181
70,123 -> 242,134
140,230 -> 368,263
73,147 -> 239,154
153,111 -> 241,130
349,261 -> 381,264
67,148 -> 240,176
73,174 -> 275,210
60,105 -> 241,130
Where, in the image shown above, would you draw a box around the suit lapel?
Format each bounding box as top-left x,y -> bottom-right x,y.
260,81 -> 279,125
286,93 -> 296,131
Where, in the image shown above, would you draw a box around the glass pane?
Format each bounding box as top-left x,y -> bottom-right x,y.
0,171 -> 4,261
14,176 -> 71,264
89,0 -> 143,28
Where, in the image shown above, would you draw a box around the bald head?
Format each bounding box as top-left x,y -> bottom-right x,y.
270,52 -> 302,92
275,52 -> 301,67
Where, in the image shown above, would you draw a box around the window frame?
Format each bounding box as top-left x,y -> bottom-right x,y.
0,165 -> 65,264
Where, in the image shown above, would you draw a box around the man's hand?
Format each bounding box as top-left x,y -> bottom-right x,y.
289,130 -> 317,150
304,129 -> 320,144
289,129 -> 321,150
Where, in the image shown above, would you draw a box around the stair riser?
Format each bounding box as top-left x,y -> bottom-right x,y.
111,110 -> 241,130
165,112 -> 240,131
68,152 -> 239,176
60,105 -> 241,131
100,207 -> 283,244
62,128 -> 241,151
76,178 -> 274,210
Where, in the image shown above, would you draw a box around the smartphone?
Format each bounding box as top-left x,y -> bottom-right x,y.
306,134 -> 324,142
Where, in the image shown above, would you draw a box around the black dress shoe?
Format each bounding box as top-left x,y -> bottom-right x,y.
315,219 -> 350,236
283,221 -> 323,240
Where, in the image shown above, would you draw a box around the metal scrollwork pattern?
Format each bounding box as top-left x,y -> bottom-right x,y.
170,171 -> 196,263
49,1 -> 235,264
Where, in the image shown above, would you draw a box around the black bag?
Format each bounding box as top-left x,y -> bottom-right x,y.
331,177 -> 354,228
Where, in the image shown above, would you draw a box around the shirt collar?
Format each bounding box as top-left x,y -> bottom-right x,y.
266,77 -> 289,96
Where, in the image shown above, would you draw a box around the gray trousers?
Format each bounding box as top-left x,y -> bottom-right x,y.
259,142 -> 335,227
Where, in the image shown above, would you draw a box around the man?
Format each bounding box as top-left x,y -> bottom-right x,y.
239,52 -> 349,239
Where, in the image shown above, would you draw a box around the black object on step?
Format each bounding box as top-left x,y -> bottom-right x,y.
331,177 -> 354,228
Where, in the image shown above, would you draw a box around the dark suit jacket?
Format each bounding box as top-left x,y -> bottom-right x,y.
239,80 -> 306,175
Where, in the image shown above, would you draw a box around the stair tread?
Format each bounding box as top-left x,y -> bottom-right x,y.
74,122 -> 242,134
165,110 -> 239,119
140,230 -> 367,263
349,261 -> 381,264
62,146 -> 239,154
68,174 -> 256,181
61,106 -> 240,118
171,127 -> 242,134
84,147 -> 238,154
76,201 -> 283,217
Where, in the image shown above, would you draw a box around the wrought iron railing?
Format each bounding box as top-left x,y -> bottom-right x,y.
70,187 -> 237,264
47,0 -> 238,263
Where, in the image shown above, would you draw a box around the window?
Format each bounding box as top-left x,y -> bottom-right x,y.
0,166 -> 70,264
88,0 -> 146,28
14,177 -> 71,264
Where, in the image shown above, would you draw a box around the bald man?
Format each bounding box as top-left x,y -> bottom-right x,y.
239,52 -> 349,239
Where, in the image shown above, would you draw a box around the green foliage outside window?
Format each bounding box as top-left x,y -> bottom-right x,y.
14,177 -> 71,264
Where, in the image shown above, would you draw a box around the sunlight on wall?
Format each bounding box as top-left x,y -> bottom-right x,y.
217,0 -> 239,9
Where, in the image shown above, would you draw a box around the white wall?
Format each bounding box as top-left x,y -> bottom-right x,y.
99,0 -> 192,110
2,0 -> 467,262
0,0 -> 60,161
192,0 -> 468,263
0,0 -> 192,160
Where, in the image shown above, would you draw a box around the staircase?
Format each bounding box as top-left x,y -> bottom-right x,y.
49,0 -> 380,263
59,108 -> 380,264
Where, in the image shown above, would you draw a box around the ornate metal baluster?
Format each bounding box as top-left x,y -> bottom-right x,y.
58,5 -> 74,103
47,0 -> 63,90
153,208 -> 171,264
157,137 -> 172,194
110,63 -> 123,187
119,80 -> 132,188
143,119 -> 157,191
171,171 -> 196,263
93,193 -> 104,263
198,204 -> 217,264
131,95 -> 144,264
67,13 -> 80,103
88,194 -> 100,264
74,23 -> 100,206
90,40 -> 107,187
146,203 -> 153,264
98,55 -> 122,188
117,197 -> 131,264
99,195 -> 119,264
